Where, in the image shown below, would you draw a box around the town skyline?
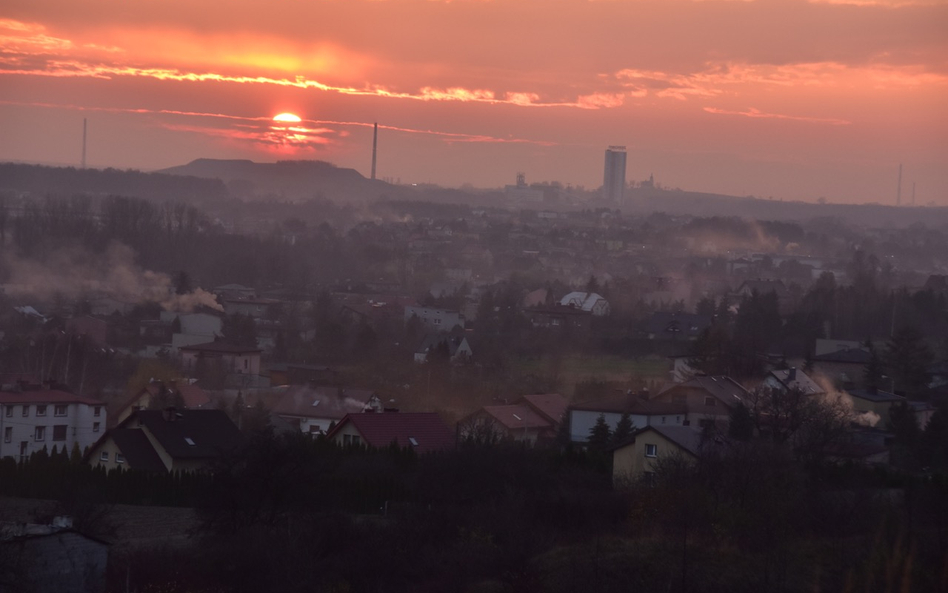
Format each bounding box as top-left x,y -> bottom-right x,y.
1,0 -> 946,205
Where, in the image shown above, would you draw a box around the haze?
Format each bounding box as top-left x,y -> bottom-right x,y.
1,0 -> 947,204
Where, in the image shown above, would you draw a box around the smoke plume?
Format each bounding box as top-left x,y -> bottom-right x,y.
0,242 -> 223,312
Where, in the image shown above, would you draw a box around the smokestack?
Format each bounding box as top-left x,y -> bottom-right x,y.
896,163 -> 902,206
371,122 -> 377,181
81,118 -> 87,169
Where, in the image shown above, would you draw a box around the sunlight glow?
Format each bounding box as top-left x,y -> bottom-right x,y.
273,112 -> 302,123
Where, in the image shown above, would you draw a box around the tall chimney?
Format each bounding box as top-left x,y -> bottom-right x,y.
371,122 -> 378,181
896,163 -> 902,206
81,118 -> 87,169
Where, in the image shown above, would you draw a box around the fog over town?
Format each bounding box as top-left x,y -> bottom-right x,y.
1,1 -> 948,592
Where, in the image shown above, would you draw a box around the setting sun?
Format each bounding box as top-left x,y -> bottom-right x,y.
273,112 -> 302,123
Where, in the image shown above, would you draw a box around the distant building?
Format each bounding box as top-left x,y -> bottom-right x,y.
559,291 -> 610,316
603,146 -> 627,203
404,306 -> 464,332
326,412 -> 455,454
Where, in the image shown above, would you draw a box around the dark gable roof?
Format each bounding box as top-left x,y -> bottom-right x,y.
659,376 -> 750,407
136,409 -> 243,459
519,393 -> 568,424
110,429 -> 167,472
481,404 -> 551,430
847,388 -> 903,403
812,348 -> 872,364
328,412 -> 455,454
611,425 -> 704,456
572,392 -> 687,416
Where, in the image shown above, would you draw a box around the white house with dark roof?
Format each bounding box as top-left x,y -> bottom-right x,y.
558,291 -> 610,316
763,368 -> 825,396
652,375 -> 750,429
569,391 -> 688,443
0,387 -> 105,462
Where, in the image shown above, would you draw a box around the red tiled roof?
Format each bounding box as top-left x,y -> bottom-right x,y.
520,393 -> 568,424
481,404 -> 551,430
0,389 -> 104,406
328,412 -> 455,454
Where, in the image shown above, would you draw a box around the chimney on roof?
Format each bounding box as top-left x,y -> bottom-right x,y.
788,368 -> 797,381
162,407 -> 183,422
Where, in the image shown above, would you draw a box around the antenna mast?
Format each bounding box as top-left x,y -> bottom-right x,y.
896,163 -> 902,206
81,118 -> 87,169
371,122 -> 378,181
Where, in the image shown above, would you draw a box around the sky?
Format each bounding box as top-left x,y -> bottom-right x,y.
1,0 -> 946,205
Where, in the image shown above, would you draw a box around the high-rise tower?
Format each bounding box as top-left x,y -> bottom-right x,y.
603,146 -> 627,202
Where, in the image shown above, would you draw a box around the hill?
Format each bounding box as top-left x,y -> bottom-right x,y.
157,159 -> 408,204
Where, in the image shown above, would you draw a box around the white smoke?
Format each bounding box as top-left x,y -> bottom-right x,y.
1,242 -> 223,312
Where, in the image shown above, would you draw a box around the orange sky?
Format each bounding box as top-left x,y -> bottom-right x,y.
1,0 -> 946,204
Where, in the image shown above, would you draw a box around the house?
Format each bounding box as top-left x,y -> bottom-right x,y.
0,519 -> 109,593
524,304 -> 592,330
404,306 -> 464,332
642,312 -> 712,341
845,388 -> 915,431
520,393 -> 569,426
213,283 -> 256,300
569,391 -> 688,443
87,408 -> 243,473
611,425 -> 704,486
179,340 -> 262,376
414,333 -> 473,363
734,279 -> 792,315
652,375 -> 750,429
222,297 -> 282,319
459,404 -> 554,444
326,412 -> 455,454
762,368 -> 825,396
110,380 -> 211,428
558,291 -> 610,316
811,348 -> 873,389
0,387 -> 106,462
270,385 -> 382,435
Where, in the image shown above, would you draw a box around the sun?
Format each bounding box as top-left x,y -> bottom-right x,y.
273,112 -> 302,123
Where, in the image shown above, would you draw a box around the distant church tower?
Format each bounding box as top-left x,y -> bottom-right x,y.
603,146 -> 627,202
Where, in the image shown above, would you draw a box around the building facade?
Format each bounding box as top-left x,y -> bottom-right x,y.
0,389 -> 106,461
603,146 -> 627,203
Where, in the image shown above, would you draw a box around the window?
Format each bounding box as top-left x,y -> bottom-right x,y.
99,451 -> 109,462
54,405 -> 67,416
184,437 -> 196,446
645,444 -> 657,457
3,427 -> 11,443
704,397 -> 716,407
93,422 -> 100,433
22,405 -> 29,417
115,453 -> 125,464
36,405 -> 47,417
53,425 -> 67,442
342,434 -> 362,446
34,426 -> 45,442
4,406 -> 11,418
93,407 -> 101,417
433,318 -> 442,325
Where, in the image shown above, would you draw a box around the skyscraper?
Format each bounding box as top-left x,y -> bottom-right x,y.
603,146 -> 626,202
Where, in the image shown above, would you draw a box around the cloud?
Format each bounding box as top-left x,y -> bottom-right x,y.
702,106 -> 852,125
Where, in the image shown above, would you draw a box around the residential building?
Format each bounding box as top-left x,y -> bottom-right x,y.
403,306 -> 464,332
569,391 -> 687,443
326,412 -> 455,454
762,368 -> 825,396
642,311 -> 712,340
0,387 -> 105,461
270,385 -> 382,435
652,375 -> 750,429
558,291 -> 610,316
110,380 -> 211,428
179,340 -> 262,376
87,408 -> 242,473
414,333 -> 473,363
612,425 -> 703,485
